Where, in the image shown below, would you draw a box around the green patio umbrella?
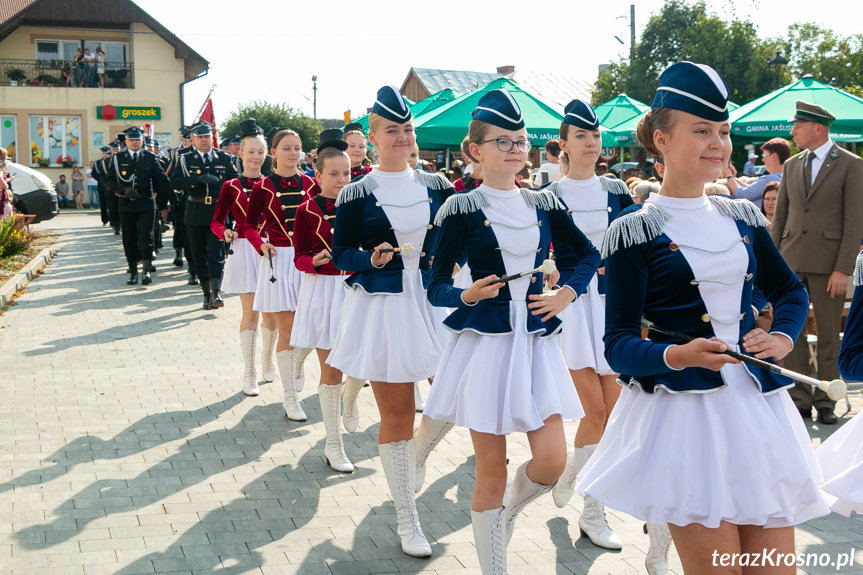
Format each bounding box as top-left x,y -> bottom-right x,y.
410,89 -> 458,119
730,75 -> 863,143
593,94 -> 650,148
414,78 -> 564,150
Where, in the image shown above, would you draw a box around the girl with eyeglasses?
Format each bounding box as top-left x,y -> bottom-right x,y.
329,86 -> 455,559
424,89 -> 599,574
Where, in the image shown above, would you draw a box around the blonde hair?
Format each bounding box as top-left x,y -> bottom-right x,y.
239,134 -> 266,154
368,113 -> 385,136
270,129 -> 301,171
636,108 -> 678,158
343,130 -> 366,142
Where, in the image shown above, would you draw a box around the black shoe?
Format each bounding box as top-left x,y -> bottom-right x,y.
188,272 -> 198,286
127,271 -> 138,285
202,286 -> 212,310
141,261 -> 152,285
148,263 -> 156,273
114,228 -> 120,235
209,279 -> 224,309
797,407 -> 811,420
816,407 -> 838,425
173,248 -> 183,266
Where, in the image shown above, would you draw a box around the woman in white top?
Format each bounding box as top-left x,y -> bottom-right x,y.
545,99 -> 634,550
329,86 -> 455,559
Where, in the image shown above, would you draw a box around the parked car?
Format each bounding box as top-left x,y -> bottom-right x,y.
609,160 -> 654,175
5,162 -> 59,223
753,165 -> 768,177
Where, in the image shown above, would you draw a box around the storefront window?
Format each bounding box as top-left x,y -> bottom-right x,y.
29,116 -> 82,167
0,116 -> 17,163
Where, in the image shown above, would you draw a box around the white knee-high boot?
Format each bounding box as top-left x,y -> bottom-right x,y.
557,444 -> 621,549
318,383 -> 353,473
293,347 -> 313,391
645,523 -> 673,575
341,376 -> 365,432
502,461 -> 556,545
260,326 -> 277,382
379,440 -> 431,558
552,445 -> 593,507
414,416 -> 454,493
276,349 -> 306,421
240,329 -> 260,396
414,381 -> 425,412
472,507 -> 506,575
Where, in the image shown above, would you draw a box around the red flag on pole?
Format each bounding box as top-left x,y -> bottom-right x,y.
199,97 -> 218,148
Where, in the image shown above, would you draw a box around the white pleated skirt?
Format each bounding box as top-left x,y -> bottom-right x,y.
817,410 -> 863,517
327,269 -> 443,382
253,246 -> 303,313
221,238 -> 259,294
423,303 -> 584,435
290,273 -> 347,351
576,364 -> 829,528
557,276 -> 614,375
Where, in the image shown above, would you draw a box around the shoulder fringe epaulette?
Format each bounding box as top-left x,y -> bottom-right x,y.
855,252 -> 863,287
335,174 -> 378,207
434,189 -> 490,226
414,170 -> 452,190
600,177 -> 630,195
540,181 -> 562,198
601,203 -> 672,259
708,194 -> 770,228
521,188 -> 564,211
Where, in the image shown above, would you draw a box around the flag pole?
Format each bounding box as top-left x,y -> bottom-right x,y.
194,84 -> 217,123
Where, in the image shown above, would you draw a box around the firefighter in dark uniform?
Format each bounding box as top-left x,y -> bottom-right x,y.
166,127 -> 197,282
105,126 -> 172,285
91,145 -> 112,226
107,140 -> 123,234
170,121 -> 239,309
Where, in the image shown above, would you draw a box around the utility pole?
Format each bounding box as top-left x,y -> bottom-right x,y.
312,75 -> 318,120
629,4 -> 635,65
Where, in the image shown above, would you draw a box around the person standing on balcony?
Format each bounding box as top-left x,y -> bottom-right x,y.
73,48 -> 84,87
82,48 -> 95,87
95,48 -> 106,88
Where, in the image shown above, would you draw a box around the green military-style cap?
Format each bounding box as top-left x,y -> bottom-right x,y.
789,100 -> 835,126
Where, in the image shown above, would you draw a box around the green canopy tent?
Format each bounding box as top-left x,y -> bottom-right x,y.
730,75 -> 863,143
593,94 -> 650,149
414,78 -> 564,153
410,88 -> 458,119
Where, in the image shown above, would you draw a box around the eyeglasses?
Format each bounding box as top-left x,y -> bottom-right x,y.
476,138 -> 532,153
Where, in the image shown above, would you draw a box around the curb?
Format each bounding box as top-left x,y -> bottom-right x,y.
0,245 -> 59,309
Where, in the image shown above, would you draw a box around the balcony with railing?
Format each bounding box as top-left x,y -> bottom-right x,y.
0,59 -> 134,89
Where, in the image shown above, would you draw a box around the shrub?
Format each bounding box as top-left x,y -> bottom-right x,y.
0,215 -> 34,259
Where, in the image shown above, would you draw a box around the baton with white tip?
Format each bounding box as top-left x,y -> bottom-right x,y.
376,243 -> 415,256
491,259 -> 556,285
641,318 -> 847,401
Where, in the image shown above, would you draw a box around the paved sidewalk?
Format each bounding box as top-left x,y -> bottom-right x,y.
1,210 -> 862,575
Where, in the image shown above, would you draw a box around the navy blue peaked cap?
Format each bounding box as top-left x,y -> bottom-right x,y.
125,126 -> 143,140
563,99 -> 600,130
472,89 -> 524,131
190,121 -> 213,136
652,61 -> 730,122
372,86 -> 412,123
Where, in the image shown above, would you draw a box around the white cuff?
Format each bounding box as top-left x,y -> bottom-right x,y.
663,344 -> 684,371
459,291 -> 478,307
769,331 -> 795,351
370,254 -> 385,269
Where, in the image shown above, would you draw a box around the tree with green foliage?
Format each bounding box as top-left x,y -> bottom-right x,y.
221,100 -> 323,152
786,24 -> 863,93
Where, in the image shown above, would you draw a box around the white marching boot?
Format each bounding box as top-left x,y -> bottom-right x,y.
644,523 -> 673,575
318,384 -> 354,473
552,445 -> 593,508
293,347 -> 313,391
379,440 -> 432,558
276,349 -> 306,421
260,326 -> 277,382
472,507 -> 507,575
240,329 -> 260,396
414,416 -> 454,493
341,376 -> 364,433
502,461 -> 556,545
579,494 -> 622,549
414,381 -> 425,412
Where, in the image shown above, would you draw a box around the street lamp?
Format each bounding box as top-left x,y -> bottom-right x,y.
312,75 -> 318,120
768,51 -> 788,90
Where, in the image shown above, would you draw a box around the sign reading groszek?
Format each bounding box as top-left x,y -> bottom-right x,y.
97,106 -> 161,121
